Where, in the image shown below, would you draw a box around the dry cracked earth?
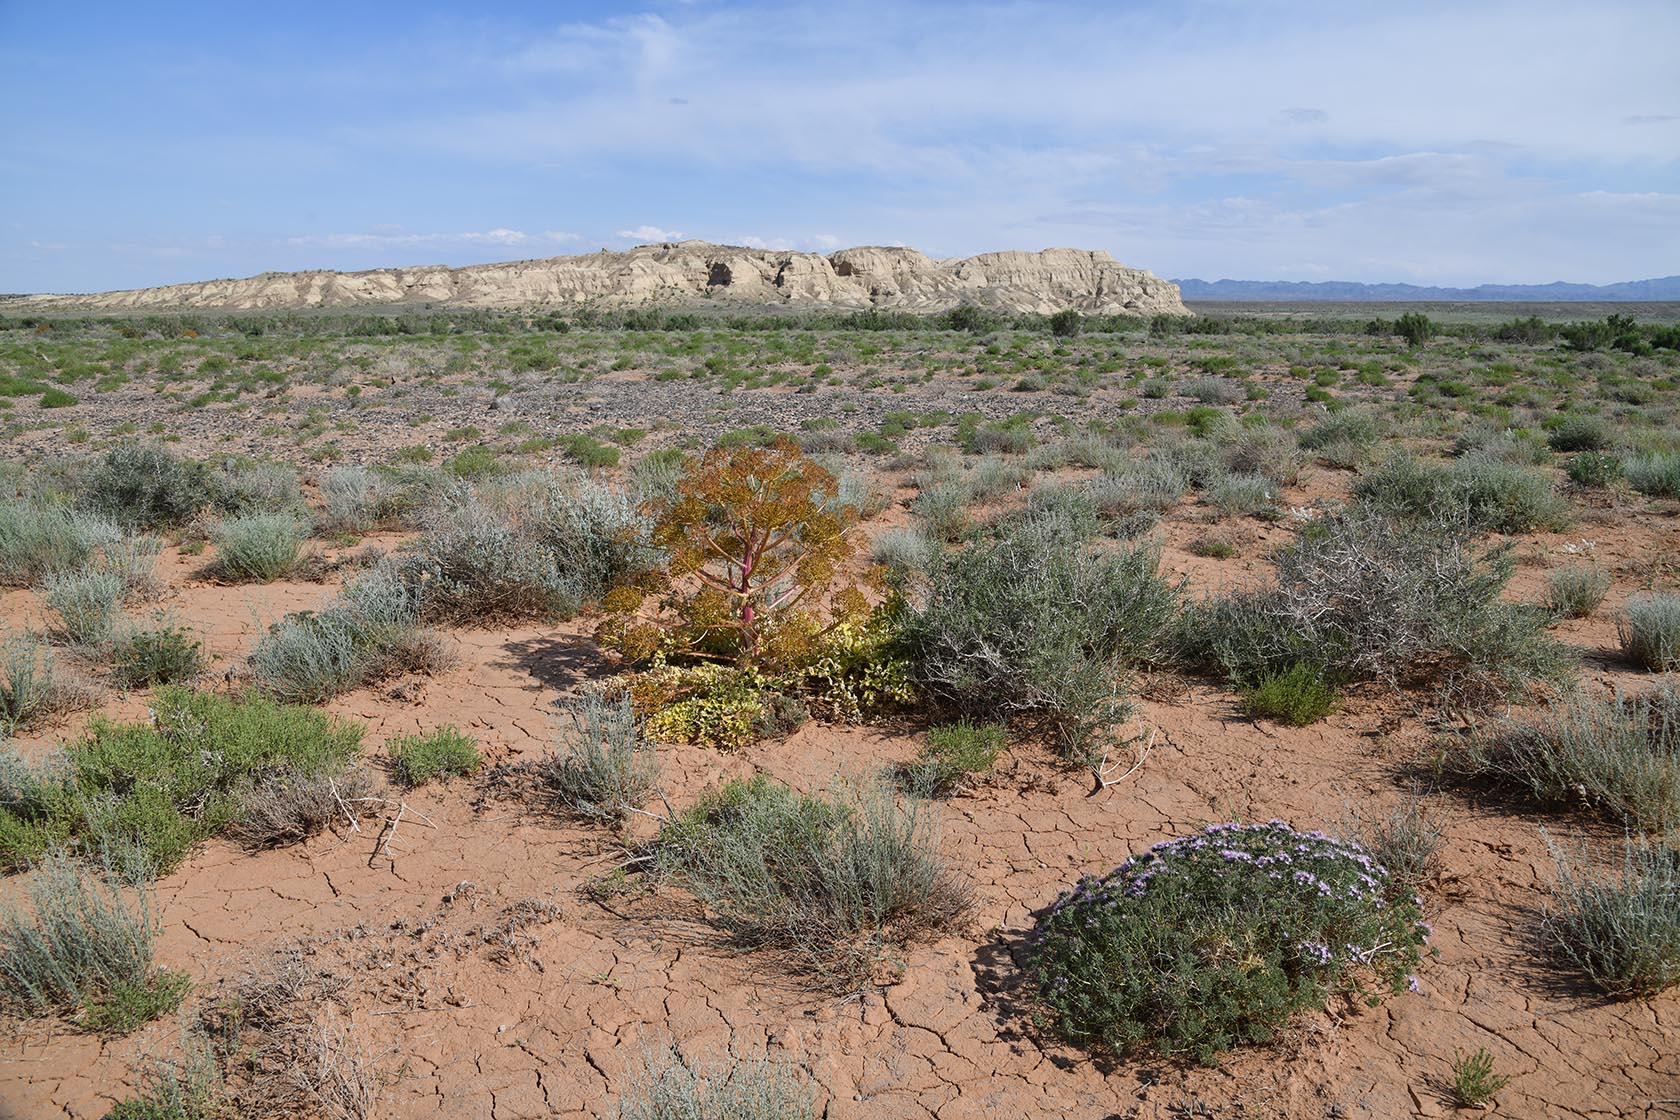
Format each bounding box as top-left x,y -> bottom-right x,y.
2,478 -> 1678,1119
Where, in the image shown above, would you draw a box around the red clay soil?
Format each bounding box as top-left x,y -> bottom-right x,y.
2,512 -> 1678,1120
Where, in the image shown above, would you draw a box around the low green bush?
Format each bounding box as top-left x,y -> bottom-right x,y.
211,513 -> 306,582
895,721 -> 1006,798
1548,414 -> 1614,452
388,726 -> 480,786
110,622 -> 203,688
1566,451 -> 1623,488
79,445 -> 212,530
0,853 -> 188,1033
0,688 -> 363,874
1353,454 -> 1571,534
653,776 -> 969,985
0,503 -> 118,587
1545,565 -> 1611,619
535,692 -> 658,823
42,565 -> 126,647
1619,593 -> 1680,670
1025,821 -> 1430,1064
908,511 -> 1179,757
1442,685 -> 1680,831
1451,1048 -> 1512,1108
1240,663 -> 1337,725
1544,836 -> 1680,998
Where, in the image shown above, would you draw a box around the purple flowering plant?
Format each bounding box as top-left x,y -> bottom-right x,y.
1024,819 -> 1431,1065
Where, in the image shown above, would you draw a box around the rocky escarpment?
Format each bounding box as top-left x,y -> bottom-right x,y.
21,242 -> 1188,316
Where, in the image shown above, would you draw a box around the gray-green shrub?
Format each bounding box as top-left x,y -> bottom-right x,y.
653,776 -> 969,985
1353,454 -> 1570,533
79,445 -> 212,530
0,852 -> 186,1030
1544,836 -> 1680,997
537,692 -> 658,823
0,503 -> 117,586
41,566 -> 126,647
1443,685 -> 1680,831
907,512 -> 1180,756
1619,593 -> 1680,671
1545,565 -> 1612,619
1623,451 -> 1680,497
212,514 -> 307,582
618,1050 -> 814,1120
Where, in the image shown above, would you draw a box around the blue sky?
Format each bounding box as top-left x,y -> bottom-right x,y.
2,0 -> 1676,293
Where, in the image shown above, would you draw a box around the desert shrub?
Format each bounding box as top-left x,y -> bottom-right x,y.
248,564 -> 447,703
600,442 -> 864,672
1549,414 -> 1614,452
212,514 -> 306,582
871,527 -> 934,578
41,565 -> 126,647
103,1033 -> 225,1120
1545,565 -> 1611,618
1183,511 -> 1567,703
910,477 -> 971,541
401,501 -> 576,624
1298,410 -> 1382,465
832,465 -> 890,520
1183,377 -> 1244,405
0,852 -> 188,1033
1221,428 -> 1302,486
1623,450 -> 1680,497
388,726 -> 480,786
0,635 -> 86,734
227,767 -> 380,850
895,721 -> 1006,798
535,692 -> 658,823
1395,311 -> 1435,347
1442,685 -> 1680,831
110,621 -> 204,688
527,474 -> 654,607
1453,426 -> 1551,466
1450,1048 -> 1512,1108
318,465 -> 399,533
618,1050 -> 815,1120
629,448 -> 688,506
80,445 -> 212,529
1240,663 -> 1336,726
1353,455 -> 1569,534
97,532 -> 164,598
1205,472 -> 1274,516
208,459 -> 307,518
0,502 -> 117,586
0,689 -> 363,875
1543,836 -> 1680,997
1567,451 -> 1623,488
1025,821 -> 1429,1064
1619,593 -> 1680,670
1342,798 -> 1444,892
652,776 -> 969,985
1087,457 -> 1189,517
907,514 -> 1179,756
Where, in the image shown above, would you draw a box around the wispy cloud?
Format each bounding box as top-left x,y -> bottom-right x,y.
615,225 -> 686,242
286,228 -> 578,250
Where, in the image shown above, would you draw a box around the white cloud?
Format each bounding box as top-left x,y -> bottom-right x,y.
286,228 -> 578,250
615,225 -> 686,242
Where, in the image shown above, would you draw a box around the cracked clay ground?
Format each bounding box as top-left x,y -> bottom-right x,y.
2,504 -> 1678,1120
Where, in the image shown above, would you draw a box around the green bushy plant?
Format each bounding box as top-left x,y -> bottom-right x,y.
653,776 -> 969,985
110,622 -> 203,688
1353,455 -> 1569,534
1025,821 -> 1429,1064
1443,685 -> 1680,831
0,689 -> 363,874
388,726 -> 480,786
907,511 -> 1179,757
1548,414 -> 1613,452
1619,593 -> 1680,670
895,721 -> 1006,798
1566,451 -> 1623,488
1240,662 -> 1337,726
1543,835 -> 1680,998
1450,1048 -> 1511,1108
211,513 -> 306,582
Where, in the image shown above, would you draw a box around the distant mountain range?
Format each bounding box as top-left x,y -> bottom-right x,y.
1174,276 -> 1680,302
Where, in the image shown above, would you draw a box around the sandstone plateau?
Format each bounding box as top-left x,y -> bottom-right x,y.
19,241 -> 1189,316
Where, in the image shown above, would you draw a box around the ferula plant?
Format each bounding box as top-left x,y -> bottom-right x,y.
600,440 -> 871,671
